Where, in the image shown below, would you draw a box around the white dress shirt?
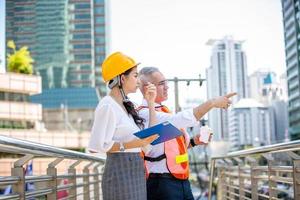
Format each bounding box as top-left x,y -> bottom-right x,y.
138,99 -> 199,173
88,96 -> 141,153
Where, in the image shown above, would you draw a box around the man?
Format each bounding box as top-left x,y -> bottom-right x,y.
138,67 -> 236,200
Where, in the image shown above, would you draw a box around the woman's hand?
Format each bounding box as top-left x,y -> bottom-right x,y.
108,134 -> 159,152
133,134 -> 159,147
144,83 -> 157,103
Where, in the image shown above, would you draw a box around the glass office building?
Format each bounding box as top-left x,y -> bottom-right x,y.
6,0 -> 107,130
281,0 -> 300,140
6,0 -> 106,92
30,88 -> 99,109
206,36 -> 248,150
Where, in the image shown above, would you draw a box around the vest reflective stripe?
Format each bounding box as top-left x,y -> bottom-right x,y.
138,105 -> 189,180
176,153 -> 188,164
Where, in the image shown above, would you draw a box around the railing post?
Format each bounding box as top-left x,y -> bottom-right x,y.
217,166 -> 225,200
234,158 -> 245,200
12,167 -> 25,200
12,155 -> 34,200
93,163 -> 101,200
220,159 -> 230,199
224,158 -> 235,199
68,160 -> 81,200
47,158 -> 64,200
263,153 -> 277,199
246,156 -> 258,200
293,159 -> 300,199
287,152 -> 300,200
83,161 -> 94,200
208,158 -> 215,200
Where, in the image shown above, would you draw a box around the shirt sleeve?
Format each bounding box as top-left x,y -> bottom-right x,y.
139,108 -> 198,129
88,103 -> 117,153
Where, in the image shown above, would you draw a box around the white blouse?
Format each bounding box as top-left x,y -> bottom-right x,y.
88,96 -> 141,153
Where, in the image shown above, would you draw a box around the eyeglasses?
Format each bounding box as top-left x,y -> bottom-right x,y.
156,80 -> 168,87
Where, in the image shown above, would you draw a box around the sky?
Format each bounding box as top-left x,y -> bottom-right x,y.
109,0 -> 285,76
0,0 -> 286,109
108,0 -> 286,108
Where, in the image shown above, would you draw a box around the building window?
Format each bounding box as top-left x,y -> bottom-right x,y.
95,46 -> 105,53
75,14 -> 91,19
95,26 -> 105,34
95,17 -> 105,24
96,55 -> 105,63
73,34 -> 91,39
218,44 -> 225,50
94,7 -> 105,14
75,4 -> 90,9
14,7 -> 26,12
262,88 -> 267,96
53,67 -> 63,88
75,24 -> 91,29
94,0 -> 104,3
81,74 -> 90,80
74,44 -> 92,49
80,65 -> 91,70
0,92 -> 29,102
235,44 -> 241,50
74,54 -> 92,60
0,92 -> 4,101
95,37 -> 105,44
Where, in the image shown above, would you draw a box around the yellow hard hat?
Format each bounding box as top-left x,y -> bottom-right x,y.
102,52 -> 139,82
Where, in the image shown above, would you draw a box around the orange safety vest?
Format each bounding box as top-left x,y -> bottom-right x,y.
138,105 -> 189,180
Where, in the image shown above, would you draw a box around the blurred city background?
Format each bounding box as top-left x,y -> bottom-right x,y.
0,0 -> 299,199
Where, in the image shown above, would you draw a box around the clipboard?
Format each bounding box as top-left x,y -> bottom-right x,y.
133,121 -> 183,145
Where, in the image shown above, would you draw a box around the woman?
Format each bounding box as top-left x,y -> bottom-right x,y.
88,52 -> 158,200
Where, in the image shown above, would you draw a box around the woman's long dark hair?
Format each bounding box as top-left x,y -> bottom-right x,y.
123,100 -> 145,129
109,67 -> 145,129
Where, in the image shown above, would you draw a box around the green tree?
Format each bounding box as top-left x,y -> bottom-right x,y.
7,40 -> 34,74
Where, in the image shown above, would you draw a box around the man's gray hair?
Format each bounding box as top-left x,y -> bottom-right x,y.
138,67 -> 160,76
138,67 -> 160,92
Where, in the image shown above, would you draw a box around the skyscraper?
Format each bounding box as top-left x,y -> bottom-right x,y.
281,0 -> 300,140
248,69 -> 278,103
248,69 -> 289,143
206,36 -> 248,149
6,0 -> 106,92
6,0 -> 107,131
0,1 -> 4,73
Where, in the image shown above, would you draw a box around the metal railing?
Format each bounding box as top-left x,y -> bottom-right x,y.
0,135 -> 105,200
0,129 -> 90,149
208,140 -> 300,200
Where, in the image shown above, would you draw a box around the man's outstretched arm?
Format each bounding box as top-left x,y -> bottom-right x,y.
193,92 -> 237,120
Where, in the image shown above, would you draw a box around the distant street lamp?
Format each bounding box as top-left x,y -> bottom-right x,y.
167,75 -> 205,112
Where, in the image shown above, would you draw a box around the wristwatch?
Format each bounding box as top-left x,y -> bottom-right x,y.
119,142 -> 125,152
190,138 -> 196,147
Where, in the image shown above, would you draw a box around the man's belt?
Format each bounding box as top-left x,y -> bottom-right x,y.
148,173 -> 174,179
